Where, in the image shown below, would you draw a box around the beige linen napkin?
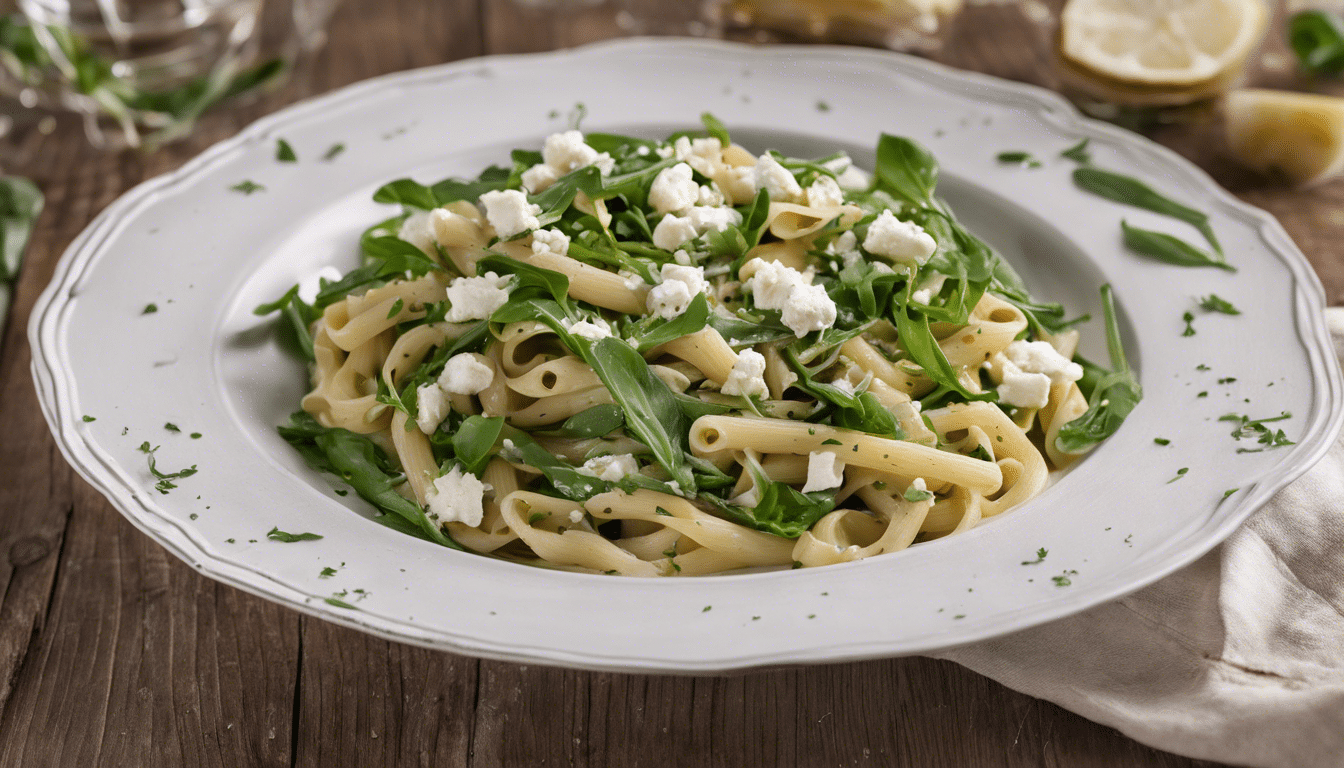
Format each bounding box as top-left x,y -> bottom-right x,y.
937,309 -> 1344,768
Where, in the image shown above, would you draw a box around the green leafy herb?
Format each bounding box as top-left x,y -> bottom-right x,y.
1060,139 -> 1091,164
874,133 -> 938,206
141,303 -> 158,315
386,298 -> 404,319
230,180 -> 265,195
1290,10 -> 1344,76
502,432 -> 610,501
1154,437 -> 1170,446
191,432 -> 202,439
372,178 -> 438,210
1223,488 -> 1239,500
1182,311 -> 1196,336
81,415 -> 95,422
701,112 -> 731,145
551,404 -> 625,439
702,481 -> 836,539
322,143 -> 346,161
1198,294 -> 1240,314
816,100 -> 831,112
1167,467 -> 1189,483
164,422 -> 180,432
1219,411 -> 1295,452
267,527 -> 323,542
137,441 -> 197,494
996,151 -> 1041,168
1021,547 -> 1048,565
276,139 -> 297,162
1121,220 -> 1235,272
451,415 -> 505,476
1074,167 -> 1221,253
1056,285 -> 1142,453
903,485 -> 934,502
319,566 -> 337,578
325,597 -> 357,610
0,175 -> 43,290
1052,570 -> 1078,587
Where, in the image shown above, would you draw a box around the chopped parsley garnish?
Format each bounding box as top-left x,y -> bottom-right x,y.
1218,377 -> 1237,384
82,415 -> 96,422
141,303 -> 158,314
319,566 -> 338,578
386,298 -> 404,319
137,441 -> 197,493
267,526 -> 324,542
1060,138 -> 1091,164
276,139 -> 297,162
1219,411 -> 1295,451
815,100 -> 830,112
1153,437 -> 1170,445
190,432 -> 202,439
1052,570 -> 1078,587
1181,311 -> 1196,336
230,180 -> 265,195
1198,294 -> 1240,315
325,597 -> 357,609
903,485 -> 934,502
527,511 -> 548,525
164,422 -> 180,432
1223,488 -> 1239,499
1167,467 -> 1189,483
1021,547 -> 1048,565
702,605 -> 712,612
1197,391 -> 1208,398
322,143 -> 346,161
996,150 -> 1042,168
820,438 -> 843,446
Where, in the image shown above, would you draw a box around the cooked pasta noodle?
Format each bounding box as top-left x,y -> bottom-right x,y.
265,119 -> 1137,576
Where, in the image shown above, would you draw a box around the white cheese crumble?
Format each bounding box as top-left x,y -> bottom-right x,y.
722,166 -> 756,204
911,273 -> 947,305
542,129 -> 612,173
438,353 -> 494,395
825,230 -> 858,258
697,184 -> 725,207
685,205 -> 742,234
531,227 -> 570,257
742,258 -> 837,337
445,272 -> 511,322
823,154 -> 870,189
801,451 -> 845,493
1004,340 -> 1084,383
646,263 -> 707,320
721,349 -> 768,398
753,153 -> 803,203
997,366 -> 1052,409
425,465 -> 486,528
479,189 -> 541,238
397,210 -> 438,254
805,175 -> 845,208
520,163 -> 559,194
414,382 -> 450,434
673,136 -> 722,176
648,162 -> 700,214
652,214 -> 699,251
863,210 -> 937,264
577,453 -> 640,482
562,316 -> 613,341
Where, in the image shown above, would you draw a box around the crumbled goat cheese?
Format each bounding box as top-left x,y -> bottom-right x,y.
479,189 -> 541,238
825,230 -> 858,257
722,166 -> 756,204
722,349 -> 769,398
801,451 -> 845,493
685,205 -> 742,234
697,184 -> 724,207
398,210 -> 438,254
520,163 -> 559,194
577,453 -> 639,482
654,144 -> 675,159
646,263 -> 707,320
543,130 -> 599,172
673,249 -> 693,266
415,382 -> 450,434
730,486 -> 760,508
673,136 -> 722,176
649,163 -> 700,214
425,465 -> 486,528
636,145 -> 651,156
823,155 -> 870,189
830,378 -> 856,395
742,258 -> 837,336
805,175 -> 845,208
438,353 -> 494,395
563,317 -> 613,341
997,365 -> 1052,409
445,272 -> 510,322
531,227 -> 570,256
652,214 -> 700,251
1004,340 -> 1084,383
753,153 -> 803,203
863,210 -> 937,264
568,509 -> 585,524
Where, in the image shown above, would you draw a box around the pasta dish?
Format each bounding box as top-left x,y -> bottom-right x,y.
260,116 -> 1138,576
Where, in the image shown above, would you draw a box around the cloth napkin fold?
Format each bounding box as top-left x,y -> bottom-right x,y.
937,309 -> 1344,768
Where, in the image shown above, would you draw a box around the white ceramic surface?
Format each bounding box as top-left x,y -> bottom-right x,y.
30,39 -> 1343,673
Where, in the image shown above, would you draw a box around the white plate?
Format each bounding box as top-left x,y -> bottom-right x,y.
30,39 -> 1343,673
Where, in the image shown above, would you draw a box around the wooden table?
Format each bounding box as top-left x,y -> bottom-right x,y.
0,1 -> 1331,764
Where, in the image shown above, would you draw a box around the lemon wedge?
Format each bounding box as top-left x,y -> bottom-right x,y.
1224,88 -> 1344,186
1059,0 -> 1268,95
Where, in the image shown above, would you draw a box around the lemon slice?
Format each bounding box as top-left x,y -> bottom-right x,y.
1224,89 -> 1344,186
1060,0 -> 1268,88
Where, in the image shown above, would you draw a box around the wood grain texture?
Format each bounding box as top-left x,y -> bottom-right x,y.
0,0 -> 1322,764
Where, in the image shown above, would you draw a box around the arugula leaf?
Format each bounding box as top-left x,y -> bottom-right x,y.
1219,411 -> 1295,452
551,405 -> 625,438
1290,10 -> 1344,76
0,175 -> 43,284
372,178 -> 438,210
323,143 -> 345,162
475,253 -> 569,309
701,482 -> 835,538
893,288 -> 996,403
451,415 -> 505,476
1055,285 -> 1142,453
1121,220 -> 1235,272
627,293 -> 711,351
431,165 -> 510,204
277,412 -> 461,549
267,527 -> 322,542
873,134 -> 938,206
1074,167 -> 1221,254
502,432 -> 611,500
701,112 -> 731,145
276,139 -> 297,163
